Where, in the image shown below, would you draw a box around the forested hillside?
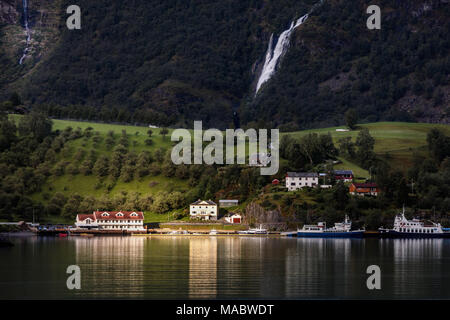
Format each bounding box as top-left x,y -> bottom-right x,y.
0,0 -> 449,129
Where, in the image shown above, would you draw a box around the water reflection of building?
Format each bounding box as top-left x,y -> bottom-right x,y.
392,239 -> 445,298
285,238 -> 354,298
74,236 -> 145,298
188,237 -> 217,298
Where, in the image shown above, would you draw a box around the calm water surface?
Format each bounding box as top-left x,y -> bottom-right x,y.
1,235 -> 450,299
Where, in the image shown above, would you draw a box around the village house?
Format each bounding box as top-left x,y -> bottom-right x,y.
349,183 -> 379,197
334,170 -> 354,182
190,200 -> 218,221
75,211 -> 145,231
286,172 -> 319,191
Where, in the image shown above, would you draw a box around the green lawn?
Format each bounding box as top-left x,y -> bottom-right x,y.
334,157 -> 369,180
286,122 -> 450,171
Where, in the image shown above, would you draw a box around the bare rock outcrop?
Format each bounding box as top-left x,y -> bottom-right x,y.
244,202 -> 288,230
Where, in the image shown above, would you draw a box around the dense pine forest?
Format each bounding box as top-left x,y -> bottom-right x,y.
0,0 -> 448,129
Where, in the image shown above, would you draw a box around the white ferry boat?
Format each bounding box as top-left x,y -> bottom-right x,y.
237,225 -> 268,235
209,229 -> 218,235
379,208 -> 450,238
297,215 -> 365,238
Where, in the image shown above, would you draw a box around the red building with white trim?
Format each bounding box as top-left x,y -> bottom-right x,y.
75,211 -> 145,231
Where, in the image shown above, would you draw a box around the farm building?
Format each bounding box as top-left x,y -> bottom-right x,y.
224,214 -> 242,224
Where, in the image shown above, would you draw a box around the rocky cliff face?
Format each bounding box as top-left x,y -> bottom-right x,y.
0,0 -> 18,24
244,202 -> 289,231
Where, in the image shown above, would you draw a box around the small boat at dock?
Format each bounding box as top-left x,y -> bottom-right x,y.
168,230 -> 189,235
297,215 -> 364,238
280,231 -> 297,237
237,225 -> 268,235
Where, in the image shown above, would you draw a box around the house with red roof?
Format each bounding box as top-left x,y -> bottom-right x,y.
349,183 -> 379,197
75,211 -> 145,231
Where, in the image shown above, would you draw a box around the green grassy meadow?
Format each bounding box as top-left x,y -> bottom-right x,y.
286,122 -> 450,171
8,115 -> 449,223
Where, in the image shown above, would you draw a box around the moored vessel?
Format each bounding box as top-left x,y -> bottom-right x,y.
297,215 -> 364,238
379,208 -> 450,238
237,225 -> 268,235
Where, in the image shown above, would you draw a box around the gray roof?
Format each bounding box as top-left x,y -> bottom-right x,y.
286,172 -> 318,178
334,170 -> 353,175
219,200 -> 239,203
191,199 -> 217,205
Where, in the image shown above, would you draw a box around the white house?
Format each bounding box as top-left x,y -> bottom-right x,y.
286,172 -> 319,191
75,211 -> 145,231
190,200 -> 218,221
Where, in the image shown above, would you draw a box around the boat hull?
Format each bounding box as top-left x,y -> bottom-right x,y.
297,231 -> 364,238
379,230 -> 450,238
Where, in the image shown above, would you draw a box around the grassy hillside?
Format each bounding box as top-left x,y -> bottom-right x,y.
6,115 -> 448,224
23,117 -> 448,194
287,122 -> 450,170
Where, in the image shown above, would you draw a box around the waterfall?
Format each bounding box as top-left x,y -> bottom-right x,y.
19,0 -> 31,65
254,1 -> 325,95
255,14 -> 308,95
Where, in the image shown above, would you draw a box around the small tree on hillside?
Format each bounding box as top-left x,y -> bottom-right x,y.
160,128 -> 169,140
345,108 -> 358,130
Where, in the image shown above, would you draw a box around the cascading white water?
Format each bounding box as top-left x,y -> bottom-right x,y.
255,14 -> 309,95
19,0 -> 31,65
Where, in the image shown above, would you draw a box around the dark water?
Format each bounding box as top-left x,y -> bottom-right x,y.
1,235 -> 450,299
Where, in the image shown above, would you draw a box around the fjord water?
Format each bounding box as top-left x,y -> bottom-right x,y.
1,236 -> 450,299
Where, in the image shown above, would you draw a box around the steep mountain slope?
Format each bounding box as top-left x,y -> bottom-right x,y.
244,0 -> 450,129
0,0 -> 449,128
0,0 -> 61,87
